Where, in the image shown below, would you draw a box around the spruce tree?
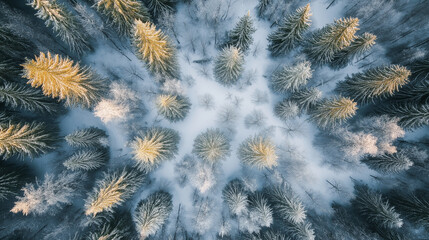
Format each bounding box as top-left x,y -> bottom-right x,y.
95,0 -> 151,35
193,129 -> 231,164
393,193 -> 429,229
63,148 -> 109,171
133,20 -> 178,78
223,179 -> 249,216
267,4 -> 311,56
131,127 -> 179,171
361,152 -> 413,174
304,18 -> 359,65
22,52 -> 105,108
0,162 -> 28,201
248,192 -> 273,228
309,97 -> 357,128
156,94 -> 191,122
268,184 -> 306,224
336,65 -> 410,103
290,87 -> 322,112
88,220 -> 130,240
256,0 -> 271,18
29,0 -> 90,54
214,46 -> 244,86
329,32 -> 376,70
133,191 -> 173,239
226,12 -> 256,53
0,82 -> 58,114
145,0 -> 175,17
0,122 -> 56,159
0,26 -> 34,60
381,103 -> 429,129
65,127 -> 108,148
285,221 -> 315,240
238,135 -> 278,169
271,61 -> 312,93
85,169 -> 145,217
354,185 -> 403,229
275,99 -> 299,121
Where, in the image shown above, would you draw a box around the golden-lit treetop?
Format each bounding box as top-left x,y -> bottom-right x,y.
328,18 -> 359,50
132,133 -> 165,166
363,65 -> 410,96
239,136 -> 278,169
311,97 -> 357,128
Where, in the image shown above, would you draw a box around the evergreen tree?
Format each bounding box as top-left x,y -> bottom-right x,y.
309,97 -> 357,128
248,192 -> 273,228
0,60 -> 20,82
131,127 -> 179,171
133,20 -> 179,78
0,121 -> 56,159
393,193 -> 429,229
214,46 -> 244,86
304,18 -> 359,65
380,103 -> 429,129
290,87 -> 322,112
223,179 -> 249,216
267,4 -> 311,56
63,148 -> 109,171
329,32 -> 376,70
133,191 -> 173,239
361,152 -> 413,174
85,169 -> 145,217
65,127 -> 108,148
274,99 -> 299,121
256,0 -> 271,18
22,52 -> 106,108
411,59 -> 429,82
393,79 -> 429,104
193,129 -> 231,164
238,135 -> 278,169
353,185 -> 403,229
145,0 -> 175,17
0,82 -> 58,114
336,65 -> 410,103
268,184 -> 306,224
95,0 -> 151,35
0,26 -> 34,60
285,221 -> 315,240
0,162 -> 28,201
226,12 -> 256,53
88,220 -> 130,240
271,61 -> 312,93
156,94 -> 191,122
29,0 -> 90,54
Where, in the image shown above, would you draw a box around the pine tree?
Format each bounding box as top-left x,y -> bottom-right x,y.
0,60 -> 20,82
63,148 -> 109,171
0,121 -> 56,159
290,87 -> 322,112
156,94 -> 191,122
380,103 -> 429,129
95,0 -> 151,35
0,82 -> 58,114
354,185 -> 403,229
248,192 -> 273,228
336,65 -> 410,103
393,79 -> 429,104
131,127 -> 179,171
133,191 -> 173,239
226,12 -> 256,53
256,0 -> 271,17
411,59 -> 429,82
145,0 -> 174,17
214,46 -> 244,86
133,20 -> 179,78
275,99 -> 299,121
85,169 -> 146,217
393,193 -> 429,229
0,26 -> 34,60
29,0 -> 90,54
304,18 -> 359,65
285,221 -> 315,240
22,52 -> 105,108
65,127 -> 108,148
239,135 -> 278,169
271,61 -> 312,93
223,179 -> 249,216
361,152 -> 413,174
88,220 -> 130,240
267,4 -> 311,56
329,32 -> 376,70
0,162 -> 28,201
268,184 -> 306,224
310,97 -> 357,128
193,129 -> 231,164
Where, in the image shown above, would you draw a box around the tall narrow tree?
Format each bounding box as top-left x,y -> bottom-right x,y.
226,12 -> 256,53
63,148 -> 109,171
65,127 -> 108,148
214,46 -> 244,86
310,97 -> 357,128
271,61 -> 312,93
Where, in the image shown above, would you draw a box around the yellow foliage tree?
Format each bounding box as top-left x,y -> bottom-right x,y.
310,97 -> 357,128
238,136 -> 278,169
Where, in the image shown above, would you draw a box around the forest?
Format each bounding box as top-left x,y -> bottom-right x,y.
0,0 -> 429,239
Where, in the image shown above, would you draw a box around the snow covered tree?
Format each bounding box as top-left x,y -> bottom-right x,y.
0,121 -> 56,159
248,192 -> 273,229
275,99 -> 299,121
0,162 -> 28,201
22,52 -> 105,108
188,160 -> 217,194
0,82 -> 58,114
63,148 -> 109,171
239,135 -> 278,169
268,4 -> 311,56
290,87 -> 322,112
95,0 -> 151,35
393,193 -> 429,229
133,20 -> 179,78
256,0 -> 271,17
193,129 -> 231,164
145,0 -> 175,17
380,103 -> 429,129
226,12 -> 256,53
271,61 -> 312,93
133,191 -> 173,239
156,94 -> 191,122
29,0 -> 90,54
0,60 -> 20,82
85,169 -> 145,217
310,97 -> 357,128
268,184 -> 306,223
11,171 -> 83,216
223,179 -> 249,216
361,152 -> 413,174
336,65 -> 410,103
88,220 -> 130,240
131,127 -> 179,171
285,221 -> 315,240
353,185 -> 403,229
329,32 -> 376,70
304,18 -> 359,65
214,46 -> 244,86
65,127 -> 108,148
94,99 -> 130,123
